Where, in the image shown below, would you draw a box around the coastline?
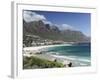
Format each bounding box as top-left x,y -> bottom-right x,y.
23,44 -> 90,67
23,43 -> 72,51
23,44 -> 75,67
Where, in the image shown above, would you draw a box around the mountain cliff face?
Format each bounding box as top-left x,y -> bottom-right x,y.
23,20 -> 90,43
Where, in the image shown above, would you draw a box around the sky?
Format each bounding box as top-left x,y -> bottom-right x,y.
23,10 -> 91,36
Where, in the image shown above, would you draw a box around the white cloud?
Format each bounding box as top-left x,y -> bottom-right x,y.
23,11 -> 46,22
59,24 -> 74,30
42,20 -> 53,26
23,11 -> 77,31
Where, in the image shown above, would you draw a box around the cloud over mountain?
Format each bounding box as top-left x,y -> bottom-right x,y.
59,24 -> 73,30
23,11 -> 46,22
23,11 -> 76,31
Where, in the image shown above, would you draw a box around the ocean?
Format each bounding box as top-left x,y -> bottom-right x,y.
42,43 -> 91,67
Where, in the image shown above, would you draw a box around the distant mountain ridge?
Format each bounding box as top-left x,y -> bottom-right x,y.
23,20 -> 90,43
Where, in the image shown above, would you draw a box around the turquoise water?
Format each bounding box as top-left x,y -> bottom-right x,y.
42,43 -> 91,67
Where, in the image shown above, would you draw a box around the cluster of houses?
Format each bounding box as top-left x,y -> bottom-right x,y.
31,38 -> 66,46
23,35 -> 67,47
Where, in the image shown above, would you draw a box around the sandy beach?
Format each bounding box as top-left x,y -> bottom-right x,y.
23,44 -> 90,67
23,44 -> 72,53
23,44 -> 75,67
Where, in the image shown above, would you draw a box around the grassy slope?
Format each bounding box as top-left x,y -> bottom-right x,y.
23,56 -> 65,69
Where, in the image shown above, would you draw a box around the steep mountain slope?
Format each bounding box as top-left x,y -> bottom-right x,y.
23,20 -> 90,42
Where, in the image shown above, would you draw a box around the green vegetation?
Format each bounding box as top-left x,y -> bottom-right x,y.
23,56 -> 65,69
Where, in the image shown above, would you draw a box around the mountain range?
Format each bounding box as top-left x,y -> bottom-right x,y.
23,20 -> 90,43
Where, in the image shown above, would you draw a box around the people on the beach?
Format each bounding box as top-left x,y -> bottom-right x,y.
68,62 -> 72,67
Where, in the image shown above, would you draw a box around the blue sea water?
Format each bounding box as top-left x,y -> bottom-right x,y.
42,43 -> 91,67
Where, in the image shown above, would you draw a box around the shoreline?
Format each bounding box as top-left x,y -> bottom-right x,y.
23,43 -> 72,51
23,44 -> 74,67
23,44 -> 90,67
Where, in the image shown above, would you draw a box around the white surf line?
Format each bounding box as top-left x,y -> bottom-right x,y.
23,44 -> 72,51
